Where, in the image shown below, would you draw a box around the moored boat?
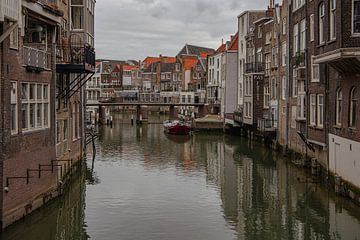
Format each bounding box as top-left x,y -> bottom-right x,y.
163,120 -> 191,135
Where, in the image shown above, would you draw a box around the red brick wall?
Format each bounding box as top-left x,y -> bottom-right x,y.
1,23 -> 57,220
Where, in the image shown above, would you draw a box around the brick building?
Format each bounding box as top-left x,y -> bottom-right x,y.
314,0 -> 360,194
0,0 -> 95,228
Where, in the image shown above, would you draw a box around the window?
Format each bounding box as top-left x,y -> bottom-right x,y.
311,56 -> 320,82
258,26 -> 262,38
56,121 -> 60,144
317,94 -> 324,127
175,63 -> 180,71
292,68 -> 298,97
282,42 -> 287,66
330,0 -> 336,40
354,0 -> 360,34
282,18 -> 286,35
336,88 -> 342,126
319,3 -> 325,44
282,76 -> 286,100
300,19 -> 306,51
271,78 -> 277,100
71,0 -> 84,29
9,24 -> 18,49
310,14 -> 315,42
297,94 -> 306,119
21,83 -> 50,131
350,87 -> 357,127
266,32 -> 271,44
310,94 -> 316,125
265,54 -> 271,76
264,87 -> 270,108
11,82 -> 18,134
293,0 -> 305,11
293,23 -> 299,56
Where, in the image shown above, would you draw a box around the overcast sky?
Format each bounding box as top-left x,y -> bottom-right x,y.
95,0 -> 271,61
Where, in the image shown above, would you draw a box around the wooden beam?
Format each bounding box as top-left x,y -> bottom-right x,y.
0,23 -> 18,44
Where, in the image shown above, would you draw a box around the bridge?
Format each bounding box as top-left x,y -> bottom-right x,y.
86,102 -> 206,107
86,99 -> 209,124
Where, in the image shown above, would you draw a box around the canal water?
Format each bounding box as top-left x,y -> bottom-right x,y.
1,114 -> 360,240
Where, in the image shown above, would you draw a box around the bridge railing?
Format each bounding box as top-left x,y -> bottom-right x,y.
96,96 -> 207,105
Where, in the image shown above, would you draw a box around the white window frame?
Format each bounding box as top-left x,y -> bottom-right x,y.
330,0 -> 336,40
292,68 -> 298,97
293,23 -> 299,56
336,88 -> 342,126
282,76 -> 286,100
317,94 -> 324,128
282,42 -> 287,67
9,24 -> 18,50
319,3 -> 325,44
311,56 -> 320,82
11,81 -> 18,134
300,18 -> 306,51
310,94 -> 316,126
349,87 -> 357,127
70,0 -> 85,30
264,87 -> 270,108
310,14 -> 315,42
282,18 -> 286,35
21,83 -> 50,132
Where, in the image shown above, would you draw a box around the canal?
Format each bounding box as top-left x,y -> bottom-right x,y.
1,114 -> 360,240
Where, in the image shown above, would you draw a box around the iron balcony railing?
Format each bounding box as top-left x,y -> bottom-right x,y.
245,62 -> 265,73
56,44 -> 96,73
23,46 -> 51,70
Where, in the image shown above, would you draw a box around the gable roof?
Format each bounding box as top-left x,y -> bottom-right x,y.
228,32 -> 239,51
177,44 -> 215,57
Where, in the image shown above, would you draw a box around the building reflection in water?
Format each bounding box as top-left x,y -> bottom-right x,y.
202,134 -> 360,240
0,168 -> 89,240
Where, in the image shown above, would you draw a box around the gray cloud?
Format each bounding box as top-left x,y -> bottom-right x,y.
95,0 -> 269,61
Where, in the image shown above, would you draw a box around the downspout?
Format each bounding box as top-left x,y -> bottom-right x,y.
285,1 -> 290,152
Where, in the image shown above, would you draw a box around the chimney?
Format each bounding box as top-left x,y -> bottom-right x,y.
221,38 -> 224,45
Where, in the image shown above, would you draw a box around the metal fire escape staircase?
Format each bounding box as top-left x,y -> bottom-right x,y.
56,43 -> 95,99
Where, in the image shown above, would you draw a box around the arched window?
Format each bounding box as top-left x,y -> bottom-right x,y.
319,3 -> 325,44
350,87 -> 357,127
336,88 -> 342,126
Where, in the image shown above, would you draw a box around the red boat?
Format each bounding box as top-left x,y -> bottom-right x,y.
163,120 -> 191,135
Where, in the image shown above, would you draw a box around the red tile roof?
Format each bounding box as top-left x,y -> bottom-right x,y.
215,43 -> 226,55
142,56 -> 176,69
228,32 -> 239,51
123,65 -> 139,71
183,56 -> 198,70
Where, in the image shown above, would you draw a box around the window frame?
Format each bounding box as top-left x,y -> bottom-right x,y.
349,87 -> 357,127
330,0 -> 336,40
317,94 -> 324,128
336,88 -> 342,126
310,94 -> 317,126
319,3 -> 325,44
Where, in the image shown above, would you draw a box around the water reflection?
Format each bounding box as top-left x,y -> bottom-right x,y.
1,114 -> 360,240
0,169 -> 89,240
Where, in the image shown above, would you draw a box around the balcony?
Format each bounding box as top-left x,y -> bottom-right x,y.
234,110 -> 243,124
257,119 -> 277,133
314,48 -> 360,74
0,0 -> 20,22
56,45 -> 96,73
23,46 -> 51,71
245,62 -> 265,73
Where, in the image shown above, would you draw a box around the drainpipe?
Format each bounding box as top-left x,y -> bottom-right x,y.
285,1 -> 291,152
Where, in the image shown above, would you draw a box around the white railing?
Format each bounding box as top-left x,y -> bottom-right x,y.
23,46 -> 51,70
0,0 -> 20,22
